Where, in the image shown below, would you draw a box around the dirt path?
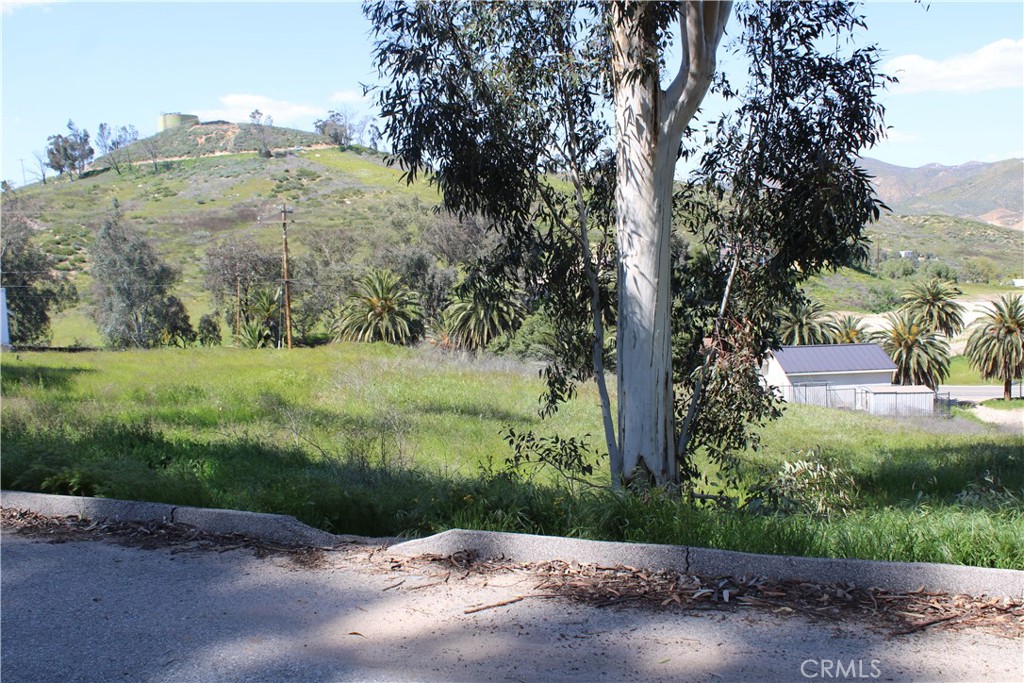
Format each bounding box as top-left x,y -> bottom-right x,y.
972,405 -> 1024,432
2,516 -> 1021,683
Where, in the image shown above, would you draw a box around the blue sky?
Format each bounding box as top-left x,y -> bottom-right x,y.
2,1 -> 1022,187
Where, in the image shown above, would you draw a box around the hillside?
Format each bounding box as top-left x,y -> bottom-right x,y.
6,130 -> 1022,345
11,128 -> 445,344
117,122 -> 329,161
860,157 -> 1024,230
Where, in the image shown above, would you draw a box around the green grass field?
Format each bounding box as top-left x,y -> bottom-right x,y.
2,344 -> 1021,568
946,356 -> 1001,386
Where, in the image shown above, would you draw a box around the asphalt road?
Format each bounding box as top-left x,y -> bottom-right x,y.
2,532 -> 1021,683
939,384 -> 1023,403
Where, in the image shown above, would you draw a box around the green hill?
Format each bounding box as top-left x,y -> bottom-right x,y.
8,131 -> 1023,344
13,128 -> 444,345
117,122 -> 329,161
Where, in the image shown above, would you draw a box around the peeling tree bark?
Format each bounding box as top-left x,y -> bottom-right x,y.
610,1 -> 731,486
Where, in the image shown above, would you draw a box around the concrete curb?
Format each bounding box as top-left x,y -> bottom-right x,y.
389,529 -> 1024,599
3,491 -> 1021,598
0,491 -> 395,548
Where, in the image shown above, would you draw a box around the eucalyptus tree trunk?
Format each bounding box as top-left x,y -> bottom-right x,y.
610,1 -> 730,486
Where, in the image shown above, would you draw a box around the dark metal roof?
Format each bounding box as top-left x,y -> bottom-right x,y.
771,344 -> 896,375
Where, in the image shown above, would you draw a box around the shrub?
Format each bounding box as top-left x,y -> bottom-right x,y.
197,314 -> 222,347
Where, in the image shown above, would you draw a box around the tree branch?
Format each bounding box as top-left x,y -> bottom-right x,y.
663,1 -> 732,143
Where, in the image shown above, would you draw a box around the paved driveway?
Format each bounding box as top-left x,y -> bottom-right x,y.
2,532 -> 1020,683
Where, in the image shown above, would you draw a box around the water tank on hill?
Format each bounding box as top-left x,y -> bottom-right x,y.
158,113 -> 199,132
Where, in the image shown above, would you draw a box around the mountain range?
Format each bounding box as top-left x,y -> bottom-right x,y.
860,157 -> 1023,230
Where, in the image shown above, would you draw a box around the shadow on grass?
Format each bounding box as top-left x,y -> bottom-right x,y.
0,417 -> 563,539
2,417 -> 1021,569
852,442 -> 1023,509
0,364 -> 96,392
413,399 -> 539,426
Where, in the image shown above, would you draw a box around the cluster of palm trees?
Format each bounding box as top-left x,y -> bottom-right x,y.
330,268 -> 522,351
778,279 -> 1024,398
327,269 -> 1023,401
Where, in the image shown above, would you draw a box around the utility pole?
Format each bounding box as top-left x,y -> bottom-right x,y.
235,275 -> 242,342
19,159 -> 26,187
280,204 -> 294,349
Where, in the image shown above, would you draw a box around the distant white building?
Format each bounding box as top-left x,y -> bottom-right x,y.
1012,278 -> 1024,289
762,344 -> 936,416
1,287 -> 10,347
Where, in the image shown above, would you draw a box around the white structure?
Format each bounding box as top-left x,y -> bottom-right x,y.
859,385 -> 937,416
0,287 -> 9,347
762,344 -> 936,416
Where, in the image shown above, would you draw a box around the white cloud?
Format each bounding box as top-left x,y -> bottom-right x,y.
192,94 -> 325,125
1,0 -> 55,15
329,90 -> 369,105
885,38 -> 1024,94
880,129 -> 922,145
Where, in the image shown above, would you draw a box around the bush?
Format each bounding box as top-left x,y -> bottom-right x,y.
197,314 -> 222,347
878,258 -> 917,279
863,283 -> 900,313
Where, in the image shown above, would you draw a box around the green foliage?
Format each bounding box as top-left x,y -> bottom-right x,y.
745,450 -> 856,519
234,318 -> 273,349
1,347 -> 1021,568
0,188 -> 77,344
900,278 -> 965,337
490,311 -> 559,361
443,288 -> 524,351
157,295 -> 197,347
503,428 -> 595,489
203,236 -> 281,332
828,314 -> 866,344
777,299 -> 834,346
333,269 -> 422,344
90,201 -> 185,348
863,282 -> 901,313
46,120 -> 94,180
870,310 -> 950,389
961,256 -> 1001,285
965,294 -> 1024,400
877,258 -> 917,279
314,109 -> 373,149
197,313 -> 222,347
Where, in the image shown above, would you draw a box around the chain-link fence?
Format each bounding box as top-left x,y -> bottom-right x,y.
777,383 -> 951,417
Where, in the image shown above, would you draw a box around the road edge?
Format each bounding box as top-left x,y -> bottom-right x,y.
3,490 -> 1021,598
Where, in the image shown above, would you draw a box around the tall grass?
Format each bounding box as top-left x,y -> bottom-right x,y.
2,345 -> 1021,568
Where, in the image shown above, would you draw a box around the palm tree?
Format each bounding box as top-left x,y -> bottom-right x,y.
332,269 -> 422,345
900,278 -> 965,338
828,314 -> 865,344
425,307 -> 460,352
870,310 -> 950,390
443,291 -> 524,351
965,294 -> 1024,401
235,287 -> 280,348
777,299 -> 834,346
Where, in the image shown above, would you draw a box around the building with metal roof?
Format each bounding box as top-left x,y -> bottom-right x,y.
768,344 -> 896,379
762,344 -> 935,416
